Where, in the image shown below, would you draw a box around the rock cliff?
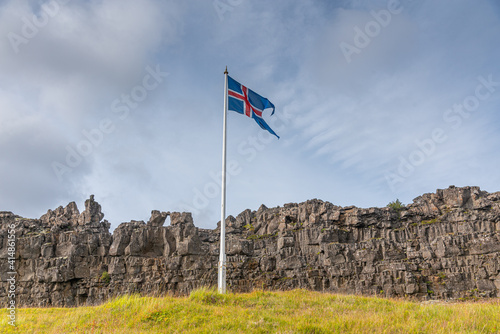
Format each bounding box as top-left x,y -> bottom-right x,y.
1,186 -> 500,306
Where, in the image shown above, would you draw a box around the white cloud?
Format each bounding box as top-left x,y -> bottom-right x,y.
1,0 -> 500,229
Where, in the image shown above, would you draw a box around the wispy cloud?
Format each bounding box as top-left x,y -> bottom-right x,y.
1,0 -> 499,229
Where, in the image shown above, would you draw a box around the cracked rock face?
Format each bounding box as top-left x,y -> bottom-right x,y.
2,186 -> 500,307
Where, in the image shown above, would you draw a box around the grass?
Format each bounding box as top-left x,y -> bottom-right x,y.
2,288 -> 500,333
421,218 -> 440,225
387,199 -> 405,211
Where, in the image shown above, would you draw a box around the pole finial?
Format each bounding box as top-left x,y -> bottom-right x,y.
224,66 -> 228,74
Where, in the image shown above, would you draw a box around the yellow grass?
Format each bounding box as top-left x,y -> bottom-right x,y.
2,288 -> 500,333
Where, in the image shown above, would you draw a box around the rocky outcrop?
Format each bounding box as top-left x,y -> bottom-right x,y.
1,186 -> 500,306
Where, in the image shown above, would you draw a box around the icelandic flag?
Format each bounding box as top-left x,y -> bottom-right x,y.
227,76 -> 279,139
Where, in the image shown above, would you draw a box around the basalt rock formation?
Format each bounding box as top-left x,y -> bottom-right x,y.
1,186 -> 500,306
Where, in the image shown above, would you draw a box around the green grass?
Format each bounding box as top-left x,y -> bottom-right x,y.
387,199 -> 405,211
421,218 -> 440,225
2,288 -> 500,333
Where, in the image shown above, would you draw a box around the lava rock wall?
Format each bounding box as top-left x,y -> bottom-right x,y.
1,186 -> 500,306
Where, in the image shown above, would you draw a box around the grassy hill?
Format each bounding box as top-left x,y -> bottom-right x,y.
2,288 -> 500,333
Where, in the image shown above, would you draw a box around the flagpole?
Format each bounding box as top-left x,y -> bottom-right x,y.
218,66 -> 228,294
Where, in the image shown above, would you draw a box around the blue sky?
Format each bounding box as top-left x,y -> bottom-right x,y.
1,0 -> 499,230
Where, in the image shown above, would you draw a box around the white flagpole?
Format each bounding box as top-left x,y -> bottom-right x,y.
218,67 -> 228,294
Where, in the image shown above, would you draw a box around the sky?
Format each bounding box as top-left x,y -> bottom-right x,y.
1,0 -> 500,230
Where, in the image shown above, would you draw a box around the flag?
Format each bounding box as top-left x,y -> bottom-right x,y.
227,76 -> 279,139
